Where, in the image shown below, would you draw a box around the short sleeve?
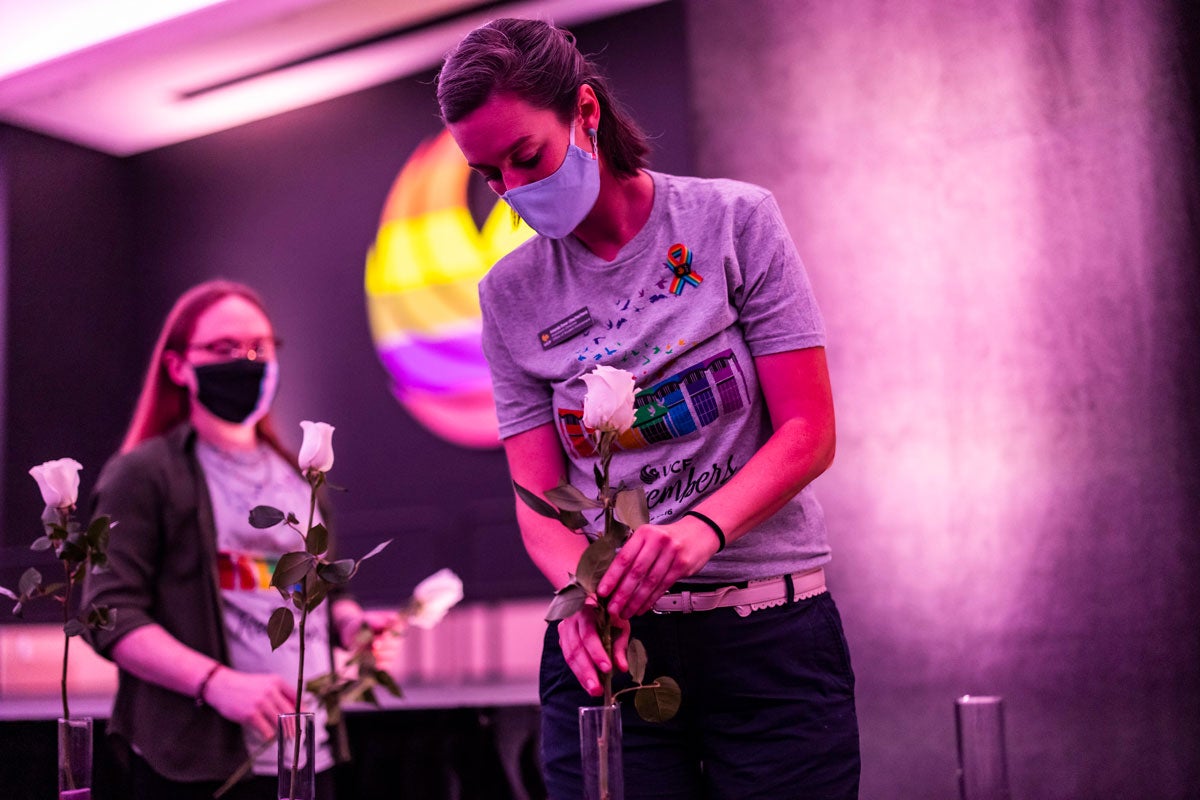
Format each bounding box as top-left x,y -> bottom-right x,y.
731,193 -> 826,355
479,276 -> 555,439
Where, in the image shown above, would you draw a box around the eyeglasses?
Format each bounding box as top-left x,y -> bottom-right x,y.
187,336 -> 281,361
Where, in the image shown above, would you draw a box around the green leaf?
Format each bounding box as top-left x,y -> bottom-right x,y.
376,669 -> 403,698
559,510 -> 589,532
305,672 -> 338,695
358,539 -> 392,563
89,550 -> 109,572
575,536 -> 617,594
598,431 -> 616,462
63,619 -> 86,637
30,536 -> 52,552
627,638 -> 648,684
271,551 -> 315,589
305,523 -> 329,556
0,586 -> 18,602
545,583 -> 588,622
316,559 -> 356,585
305,578 -> 330,612
286,511 -> 300,526
614,488 -> 650,530
593,463 -> 605,491
57,532 -> 88,565
249,505 -> 286,529
634,675 -> 682,723
85,516 -> 112,551
513,481 -> 561,520
86,605 -> 116,631
267,606 -> 295,650
545,483 -> 602,511
602,519 -> 631,547
18,567 -> 42,598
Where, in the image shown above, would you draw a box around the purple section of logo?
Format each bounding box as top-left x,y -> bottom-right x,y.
377,332 -> 491,394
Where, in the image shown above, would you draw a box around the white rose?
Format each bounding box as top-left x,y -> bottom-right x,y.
298,421 -> 336,473
581,366 -> 637,434
409,568 -> 464,629
29,458 -> 84,509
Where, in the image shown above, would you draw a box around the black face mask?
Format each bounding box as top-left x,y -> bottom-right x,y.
193,359 -> 273,424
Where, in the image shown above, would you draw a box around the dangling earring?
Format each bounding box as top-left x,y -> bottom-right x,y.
586,127 -> 599,159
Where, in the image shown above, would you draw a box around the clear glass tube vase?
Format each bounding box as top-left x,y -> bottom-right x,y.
277,712 -> 316,800
955,695 -> 1012,800
58,716 -> 93,800
580,704 -> 624,800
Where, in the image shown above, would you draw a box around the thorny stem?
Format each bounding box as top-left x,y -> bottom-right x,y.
287,473 -> 320,800
597,434 -> 616,800
59,508 -> 77,792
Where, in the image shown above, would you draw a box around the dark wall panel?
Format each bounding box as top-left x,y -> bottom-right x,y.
685,1 -> 1200,798
0,126 -> 138,620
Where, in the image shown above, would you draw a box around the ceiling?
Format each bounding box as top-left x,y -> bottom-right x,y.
0,0 -> 661,156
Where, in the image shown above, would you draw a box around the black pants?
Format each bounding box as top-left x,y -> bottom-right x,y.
129,751 -> 336,800
540,592 -> 860,799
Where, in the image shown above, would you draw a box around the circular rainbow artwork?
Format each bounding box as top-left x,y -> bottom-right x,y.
365,130 -> 535,448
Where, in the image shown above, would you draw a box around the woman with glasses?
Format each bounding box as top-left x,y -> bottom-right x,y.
82,279 -> 397,800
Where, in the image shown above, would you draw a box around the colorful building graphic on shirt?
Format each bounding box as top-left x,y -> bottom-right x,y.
558,348 -> 750,458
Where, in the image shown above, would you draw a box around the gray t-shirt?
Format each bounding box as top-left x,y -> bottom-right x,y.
479,170 -> 831,582
196,440 -> 333,775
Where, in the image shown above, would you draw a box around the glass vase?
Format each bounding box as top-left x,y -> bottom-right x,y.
277,712 -> 316,800
580,704 -> 624,800
58,716 -> 93,800
955,695 -> 1012,800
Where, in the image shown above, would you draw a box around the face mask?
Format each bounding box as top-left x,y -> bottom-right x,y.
192,359 -> 278,425
502,123 -> 600,239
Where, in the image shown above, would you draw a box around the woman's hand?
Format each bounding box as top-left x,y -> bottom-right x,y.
557,605 -> 631,696
333,601 -> 404,672
204,668 -> 297,740
598,516 -> 722,619
361,609 -> 404,673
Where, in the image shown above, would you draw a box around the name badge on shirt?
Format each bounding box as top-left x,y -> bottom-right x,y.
539,307 -> 592,350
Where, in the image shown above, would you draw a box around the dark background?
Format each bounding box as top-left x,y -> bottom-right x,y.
0,1 -> 693,608
3,1 -> 1199,798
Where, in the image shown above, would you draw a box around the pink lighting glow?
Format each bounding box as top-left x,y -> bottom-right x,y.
0,0 -> 234,78
689,1 -> 1199,797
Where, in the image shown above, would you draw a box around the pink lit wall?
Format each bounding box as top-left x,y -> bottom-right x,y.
686,1 -> 1200,798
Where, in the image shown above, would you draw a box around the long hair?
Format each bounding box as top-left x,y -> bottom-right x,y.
120,279 -> 288,458
437,18 -> 649,178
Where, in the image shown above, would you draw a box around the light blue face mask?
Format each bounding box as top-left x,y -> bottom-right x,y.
502,123 -> 600,239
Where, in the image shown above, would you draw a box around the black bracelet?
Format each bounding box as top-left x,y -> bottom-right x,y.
195,662 -> 222,708
683,510 -> 726,552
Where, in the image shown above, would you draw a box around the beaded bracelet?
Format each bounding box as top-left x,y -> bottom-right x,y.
683,510 -> 726,552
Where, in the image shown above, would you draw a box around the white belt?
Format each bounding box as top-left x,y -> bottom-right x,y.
651,568 -> 826,617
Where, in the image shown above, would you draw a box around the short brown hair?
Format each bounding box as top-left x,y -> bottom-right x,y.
437,18 -> 649,179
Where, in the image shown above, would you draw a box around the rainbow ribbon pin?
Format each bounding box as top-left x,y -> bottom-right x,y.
665,243 -> 703,295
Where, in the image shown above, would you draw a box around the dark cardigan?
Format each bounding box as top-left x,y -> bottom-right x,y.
82,423 -> 343,782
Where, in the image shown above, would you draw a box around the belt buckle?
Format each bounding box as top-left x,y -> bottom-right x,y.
652,590 -> 693,614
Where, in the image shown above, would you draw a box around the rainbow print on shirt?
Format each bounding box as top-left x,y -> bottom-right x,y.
218,551 -> 279,592
558,348 -> 750,459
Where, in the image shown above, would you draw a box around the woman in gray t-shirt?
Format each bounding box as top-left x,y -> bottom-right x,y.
438,18 -> 860,800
